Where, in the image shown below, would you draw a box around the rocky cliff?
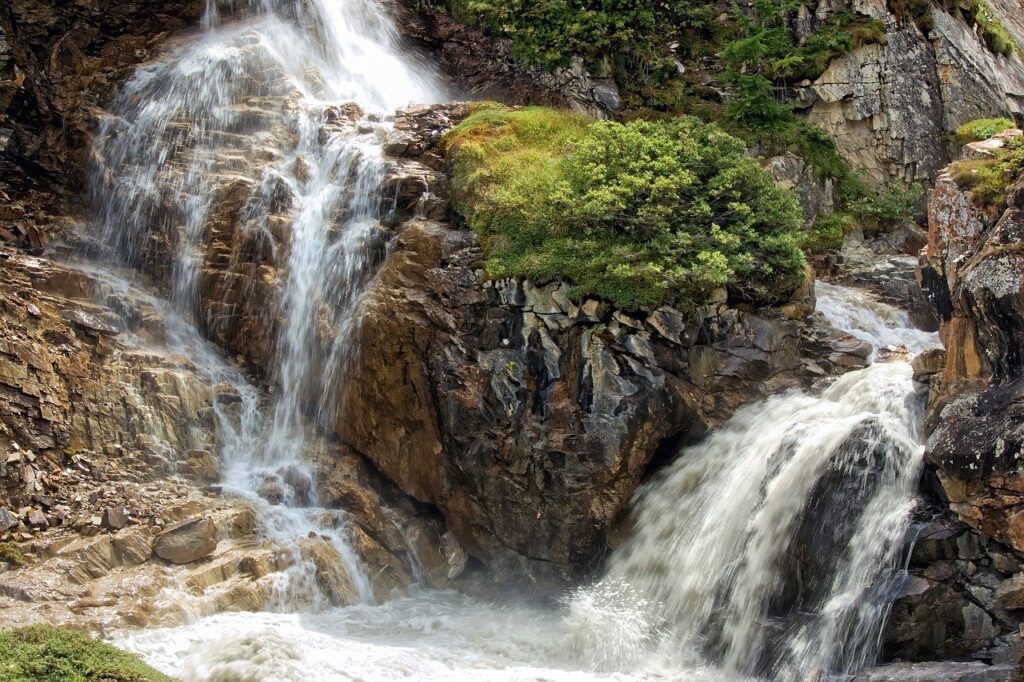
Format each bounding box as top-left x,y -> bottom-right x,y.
801,0 -> 1024,187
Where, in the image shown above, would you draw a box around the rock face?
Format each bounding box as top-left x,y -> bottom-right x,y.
390,3 -> 620,118
919,159 -> 1024,551
906,138 -> 1024,668
0,246 -> 450,632
0,0 -> 201,199
801,0 -> 1024,187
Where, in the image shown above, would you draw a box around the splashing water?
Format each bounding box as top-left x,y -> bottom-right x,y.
567,284 -> 940,680
80,0 -> 947,675
87,0 -> 446,605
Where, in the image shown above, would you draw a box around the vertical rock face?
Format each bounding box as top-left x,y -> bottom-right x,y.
801,1 -> 1024,187
334,217 -> 873,583
913,146 -> 1024,666
0,0 -> 202,198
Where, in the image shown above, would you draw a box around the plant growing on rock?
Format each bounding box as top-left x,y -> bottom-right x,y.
445,104 -> 806,309
0,625 -> 172,681
950,135 -> 1024,211
954,117 -> 1015,145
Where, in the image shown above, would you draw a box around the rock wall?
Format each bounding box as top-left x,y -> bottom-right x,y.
0,0 -> 202,201
0,246 -> 451,631
801,0 -> 1024,188
901,132 -> 1024,667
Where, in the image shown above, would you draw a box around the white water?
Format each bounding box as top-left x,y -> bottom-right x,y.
81,0 -> 945,677
88,0 -> 446,606
565,285 -> 940,680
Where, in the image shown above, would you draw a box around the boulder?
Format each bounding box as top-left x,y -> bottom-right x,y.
0,508 -> 18,531
153,516 -> 217,565
101,506 -> 129,530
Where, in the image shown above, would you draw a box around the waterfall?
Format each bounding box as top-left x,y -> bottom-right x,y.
76,0 -> 947,675
87,0 -> 447,606
568,284 -> 940,680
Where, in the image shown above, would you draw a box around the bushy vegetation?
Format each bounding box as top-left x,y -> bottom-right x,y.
445,104 -> 807,309
0,625 -> 172,682
950,135 -> 1024,211
954,117 -> 1015,145
806,213 -> 854,252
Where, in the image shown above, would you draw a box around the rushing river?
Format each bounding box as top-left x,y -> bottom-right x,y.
89,0 -> 941,678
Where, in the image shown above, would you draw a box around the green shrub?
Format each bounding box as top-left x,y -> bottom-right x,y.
445,104 -> 807,309
0,625 -> 172,682
954,117 -> 1015,144
846,182 -> 924,233
806,213 -> 854,252
950,135 -> 1024,211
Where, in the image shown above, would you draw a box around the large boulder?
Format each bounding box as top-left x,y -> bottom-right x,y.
153,516 -> 217,565
332,214 -> 870,584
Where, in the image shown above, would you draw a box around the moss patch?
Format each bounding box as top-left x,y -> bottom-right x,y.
954,117 -> 1015,145
445,104 -> 807,310
0,540 -> 27,567
0,625 -> 173,682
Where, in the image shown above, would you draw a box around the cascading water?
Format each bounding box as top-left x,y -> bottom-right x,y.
111,278 -> 943,680
568,284 -> 940,680
76,0 -> 947,676
87,0 -> 447,607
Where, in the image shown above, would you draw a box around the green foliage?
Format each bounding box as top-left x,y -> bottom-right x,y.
0,541 -> 26,567
954,117 -> 1015,145
806,213 -> 854,252
950,135 -> 1024,211
446,104 -> 807,309
943,0 -> 1021,57
846,182 -> 924,233
0,625 -> 173,682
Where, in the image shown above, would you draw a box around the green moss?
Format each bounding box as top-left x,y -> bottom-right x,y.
445,104 -> 807,309
944,0 -> 1021,57
0,625 -> 173,682
949,135 -> 1024,211
0,541 -> 27,567
954,117 -> 1015,145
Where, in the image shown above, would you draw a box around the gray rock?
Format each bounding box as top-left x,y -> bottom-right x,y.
0,507 -> 18,531
101,506 -> 129,530
853,661 -> 1018,682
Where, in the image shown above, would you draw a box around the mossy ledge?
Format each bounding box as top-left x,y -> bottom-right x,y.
443,103 -> 807,310
0,625 -> 173,682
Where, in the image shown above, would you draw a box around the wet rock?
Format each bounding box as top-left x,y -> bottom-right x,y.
153,516 -> 218,565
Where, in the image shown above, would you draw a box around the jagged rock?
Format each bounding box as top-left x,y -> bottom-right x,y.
0,507 -> 17,531
101,506 -> 129,530
153,516 -> 218,565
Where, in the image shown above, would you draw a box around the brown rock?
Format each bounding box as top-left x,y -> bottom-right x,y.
153,516 -> 218,565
